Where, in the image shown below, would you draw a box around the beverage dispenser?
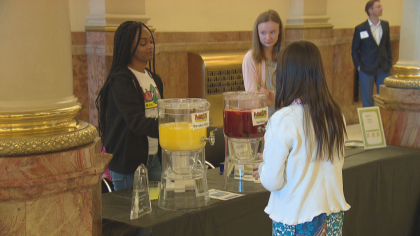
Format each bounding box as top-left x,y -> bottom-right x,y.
158,98 -> 215,210
222,92 -> 268,192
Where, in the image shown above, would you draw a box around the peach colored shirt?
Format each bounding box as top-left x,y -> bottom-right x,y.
242,50 -> 266,92
242,50 -> 275,109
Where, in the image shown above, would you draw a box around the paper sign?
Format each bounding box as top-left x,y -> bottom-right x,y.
360,31 -> 369,39
208,189 -> 244,201
357,106 -> 386,149
191,111 -> 210,129
251,107 -> 269,126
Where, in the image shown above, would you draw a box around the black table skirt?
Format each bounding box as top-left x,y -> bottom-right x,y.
342,147 -> 420,236
102,146 -> 420,236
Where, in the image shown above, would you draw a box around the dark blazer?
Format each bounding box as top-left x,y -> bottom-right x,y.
351,20 -> 392,75
105,66 -> 164,174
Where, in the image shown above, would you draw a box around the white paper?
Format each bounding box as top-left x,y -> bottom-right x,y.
251,107 -> 269,126
357,106 -> 386,149
208,189 -> 244,201
191,111 -> 210,129
360,31 -> 369,39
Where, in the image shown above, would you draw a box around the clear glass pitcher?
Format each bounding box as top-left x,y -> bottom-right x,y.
222,92 -> 268,192
158,98 -> 214,210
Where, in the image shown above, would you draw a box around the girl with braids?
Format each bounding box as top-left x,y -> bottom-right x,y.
96,21 -> 163,191
243,9 -> 283,117
253,41 -> 350,235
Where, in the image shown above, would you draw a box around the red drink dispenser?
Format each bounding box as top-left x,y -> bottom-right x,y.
222,92 -> 268,192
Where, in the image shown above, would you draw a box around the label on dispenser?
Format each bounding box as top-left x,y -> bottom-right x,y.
191,111 -> 210,129
251,107 -> 269,126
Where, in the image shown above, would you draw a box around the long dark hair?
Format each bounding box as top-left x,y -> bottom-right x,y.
275,40 -> 347,161
95,21 -> 156,145
252,10 -> 283,63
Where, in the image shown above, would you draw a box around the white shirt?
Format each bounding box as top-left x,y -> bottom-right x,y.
258,105 -> 350,225
368,18 -> 383,45
128,67 -> 161,155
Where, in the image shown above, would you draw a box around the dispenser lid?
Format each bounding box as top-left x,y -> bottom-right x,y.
158,98 -> 210,114
223,92 -> 267,110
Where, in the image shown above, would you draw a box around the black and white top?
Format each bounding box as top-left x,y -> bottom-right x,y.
129,68 -> 161,155
105,66 -> 164,174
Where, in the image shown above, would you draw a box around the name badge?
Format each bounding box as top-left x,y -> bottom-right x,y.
360,31 -> 369,39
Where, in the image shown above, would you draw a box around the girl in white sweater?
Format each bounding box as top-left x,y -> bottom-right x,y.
254,41 -> 350,236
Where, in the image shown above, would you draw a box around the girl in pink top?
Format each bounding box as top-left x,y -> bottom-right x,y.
242,10 -> 283,115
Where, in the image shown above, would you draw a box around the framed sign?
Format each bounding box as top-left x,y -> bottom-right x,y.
357,106 -> 386,149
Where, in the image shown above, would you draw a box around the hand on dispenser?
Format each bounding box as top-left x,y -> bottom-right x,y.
259,87 -> 274,107
252,153 -> 264,180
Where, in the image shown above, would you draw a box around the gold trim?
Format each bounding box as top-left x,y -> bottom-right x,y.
384,77 -> 420,89
106,25 -> 156,32
0,104 -> 82,138
285,24 -> 333,29
84,25 -> 106,31
384,65 -> 420,89
0,121 -> 97,156
105,26 -> 119,32
392,65 -> 420,79
86,25 -> 156,32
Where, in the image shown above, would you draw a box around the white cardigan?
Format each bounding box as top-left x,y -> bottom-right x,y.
258,104 -> 350,225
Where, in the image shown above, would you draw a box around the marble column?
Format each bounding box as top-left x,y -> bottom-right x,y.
0,1 -> 77,113
284,0 -> 334,99
374,0 -> 420,148
0,1 -> 110,235
0,0 -> 97,155
85,0 -> 152,126
284,0 -> 364,124
286,0 -> 332,29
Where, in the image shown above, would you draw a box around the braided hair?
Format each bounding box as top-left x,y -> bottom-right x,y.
95,21 -> 156,146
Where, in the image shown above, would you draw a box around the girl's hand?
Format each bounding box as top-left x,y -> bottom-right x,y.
259,87 -> 274,107
252,153 -> 264,180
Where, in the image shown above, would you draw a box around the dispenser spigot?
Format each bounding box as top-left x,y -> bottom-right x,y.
202,128 -> 217,146
258,126 -> 266,133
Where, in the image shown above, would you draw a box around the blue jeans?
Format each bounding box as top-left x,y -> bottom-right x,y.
110,153 -> 162,191
359,69 -> 389,107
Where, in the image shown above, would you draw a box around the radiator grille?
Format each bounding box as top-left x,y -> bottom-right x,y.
206,68 -> 245,95
188,51 -> 247,127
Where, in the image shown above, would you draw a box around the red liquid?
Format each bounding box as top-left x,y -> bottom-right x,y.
223,110 -> 265,138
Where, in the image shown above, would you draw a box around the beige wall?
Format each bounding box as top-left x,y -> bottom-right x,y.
70,0 -> 403,32
69,0 -> 90,32
327,0 -> 403,29
145,0 -> 288,31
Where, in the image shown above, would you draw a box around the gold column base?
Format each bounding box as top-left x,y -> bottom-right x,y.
385,65 -> 420,89
0,103 -> 82,138
0,121 -> 97,156
0,103 -> 97,156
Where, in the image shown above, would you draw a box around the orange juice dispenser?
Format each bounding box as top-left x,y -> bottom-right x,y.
222,92 -> 268,192
158,98 -> 215,210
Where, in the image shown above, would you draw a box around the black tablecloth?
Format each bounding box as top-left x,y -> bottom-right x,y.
102,146 -> 420,236
342,147 -> 420,236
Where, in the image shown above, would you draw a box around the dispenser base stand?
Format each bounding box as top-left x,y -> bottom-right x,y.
222,157 -> 265,193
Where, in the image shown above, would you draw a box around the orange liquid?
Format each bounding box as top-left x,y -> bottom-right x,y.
159,122 -> 206,151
